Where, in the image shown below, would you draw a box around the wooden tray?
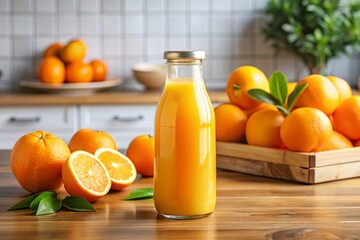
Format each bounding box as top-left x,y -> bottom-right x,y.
216,141 -> 360,184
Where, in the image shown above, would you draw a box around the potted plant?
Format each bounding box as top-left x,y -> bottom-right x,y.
263,0 -> 360,74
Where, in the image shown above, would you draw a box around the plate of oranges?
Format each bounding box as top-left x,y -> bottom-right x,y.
20,39 -> 122,94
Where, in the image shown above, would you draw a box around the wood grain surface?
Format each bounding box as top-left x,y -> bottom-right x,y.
1,150 -> 360,240
0,90 -> 227,106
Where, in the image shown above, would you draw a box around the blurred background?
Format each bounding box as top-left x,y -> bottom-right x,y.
0,0 -> 359,89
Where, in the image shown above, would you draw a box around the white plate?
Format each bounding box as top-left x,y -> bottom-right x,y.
19,79 -> 122,95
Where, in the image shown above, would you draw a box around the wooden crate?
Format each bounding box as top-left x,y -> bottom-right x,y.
216,141 -> 360,184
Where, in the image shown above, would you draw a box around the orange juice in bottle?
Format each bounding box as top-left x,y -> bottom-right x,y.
154,51 -> 216,219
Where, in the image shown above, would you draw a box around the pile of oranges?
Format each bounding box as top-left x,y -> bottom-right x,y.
10,129 -> 155,202
215,66 -> 358,152
38,39 -> 107,84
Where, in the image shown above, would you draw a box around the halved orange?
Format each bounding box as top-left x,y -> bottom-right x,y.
94,148 -> 137,190
62,150 -> 111,202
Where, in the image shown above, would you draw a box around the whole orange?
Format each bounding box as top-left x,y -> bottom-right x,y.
90,59 -> 108,82
245,109 -> 285,148
332,96 -> 360,140
280,107 -> 333,152
68,128 -> 117,154
294,74 -> 339,116
327,76 -> 352,103
226,66 -> 269,110
316,131 -> 353,151
126,134 -> 155,177
214,103 -> 247,142
245,102 -> 277,117
60,39 -> 87,63
11,130 -> 71,193
66,62 -> 94,83
38,56 -> 66,84
43,42 -> 63,58
287,82 -> 297,95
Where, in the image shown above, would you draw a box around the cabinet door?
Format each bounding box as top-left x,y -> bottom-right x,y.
80,105 -> 156,149
0,106 -> 78,149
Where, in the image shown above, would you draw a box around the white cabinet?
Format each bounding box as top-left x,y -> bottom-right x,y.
0,104 -> 157,150
79,105 -> 156,149
0,106 -> 78,149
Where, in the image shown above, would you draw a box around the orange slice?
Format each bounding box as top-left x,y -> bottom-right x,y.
94,148 -> 137,190
62,150 -> 111,202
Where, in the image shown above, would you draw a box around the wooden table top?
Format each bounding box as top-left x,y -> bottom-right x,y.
1,150 -> 360,240
0,89 -> 228,106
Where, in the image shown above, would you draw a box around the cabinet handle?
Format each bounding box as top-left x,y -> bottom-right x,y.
112,115 -> 144,122
9,116 -> 41,123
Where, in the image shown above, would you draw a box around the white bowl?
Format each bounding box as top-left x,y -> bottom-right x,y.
132,63 -> 166,89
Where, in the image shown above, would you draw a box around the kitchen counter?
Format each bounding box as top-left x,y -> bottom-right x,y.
0,89 -> 228,106
1,150 -> 360,239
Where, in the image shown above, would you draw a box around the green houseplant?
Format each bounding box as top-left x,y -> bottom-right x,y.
263,0 -> 360,74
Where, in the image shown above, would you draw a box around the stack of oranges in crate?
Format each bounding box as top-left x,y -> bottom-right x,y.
215,66 -> 360,153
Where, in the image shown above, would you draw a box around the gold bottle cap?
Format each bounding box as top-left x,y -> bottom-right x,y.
163,51 -> 205,62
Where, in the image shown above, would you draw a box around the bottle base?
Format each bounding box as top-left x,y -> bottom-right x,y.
159,212 -> 212,220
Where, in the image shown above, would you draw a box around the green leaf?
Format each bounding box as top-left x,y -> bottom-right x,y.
276,105 -> 290,116
62,196 -> 96,212
122,188 -> 154,200
287,83 -> 308,111
247,89 -> 281,105
269,71 -> 288,105
7,192 -> 42,211
282,23 -> 295,33
30,191 -> 57,213
36,195 -> 62,216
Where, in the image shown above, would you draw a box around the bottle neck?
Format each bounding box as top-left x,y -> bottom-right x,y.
166,62 -> 203,83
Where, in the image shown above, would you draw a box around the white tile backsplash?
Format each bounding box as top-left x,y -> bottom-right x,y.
211,15 -> 232,34
190,0 -> 209,12
0,60 -> 12,85
125,37 -> 144,56
13,38 -> 33,57
84,38 -> 101,59
13,0 -> 32,12
102,0 -> 121,12
103,38 -> 122,57
0,0 -> 358,90
147,15 -> 165,35
168,37 -> 187,50
0,0 -> 10,12
146,37 -> 165,56
0,38 -> 11,57
233,0 -> 252,11
211,0 -> 231,11
36,16 -> 55,35
168,0 -> 185,12
190,14 -> 209,35
168,15 -> 187,36
102,15 -> 121,35
146,0 -> 164,12
58,0 -> 77,12
13,15 -> 32,35
0,16 -> 9,34
80,15 -> 99,35
80,0 -> 99,12
125,15 -> 143,35
125,0 -> 143,12
212,37 -> 234,56
59,16 -> 77,35
36,0 -> 55,12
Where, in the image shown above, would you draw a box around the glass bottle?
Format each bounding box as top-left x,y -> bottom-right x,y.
154,50 -> 216,219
